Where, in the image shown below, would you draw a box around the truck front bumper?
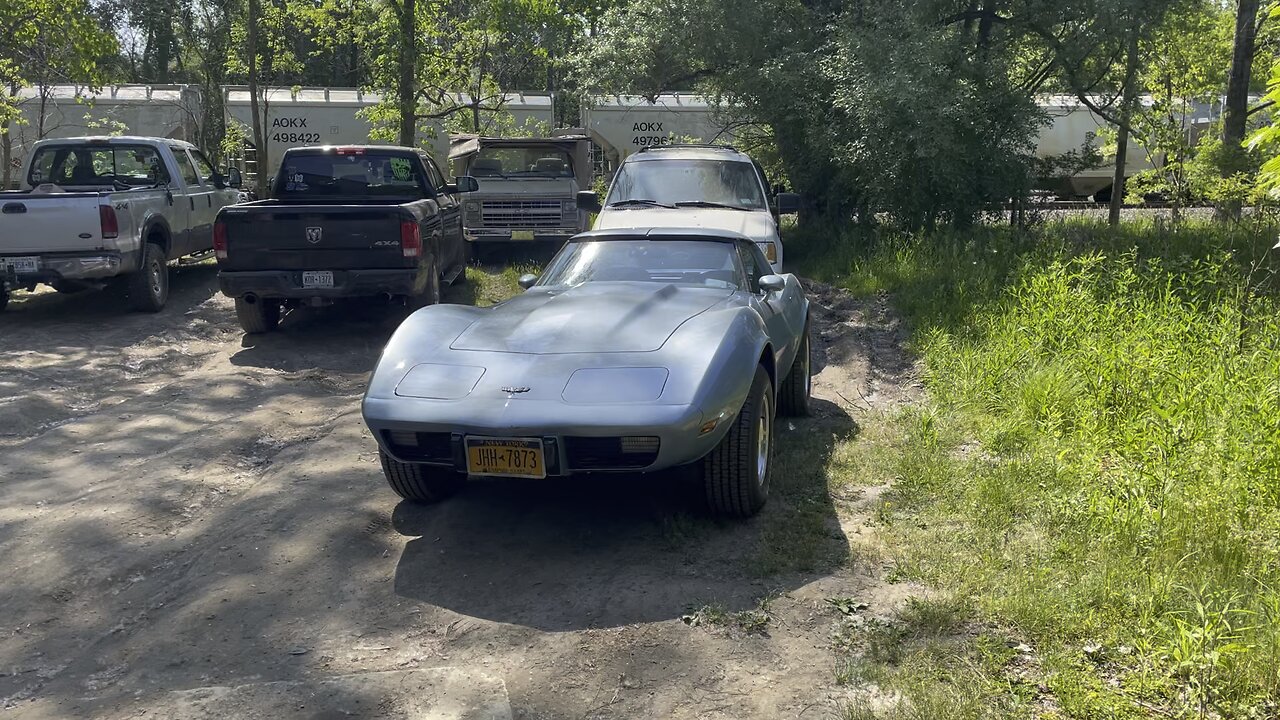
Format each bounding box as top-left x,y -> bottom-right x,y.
218,268 -> 420,300
465,228 -> 578,243
1,252 -> 127,290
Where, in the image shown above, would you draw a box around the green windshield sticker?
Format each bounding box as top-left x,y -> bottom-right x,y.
389,158 -> 412,181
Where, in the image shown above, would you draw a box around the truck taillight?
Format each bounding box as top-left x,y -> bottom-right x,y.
213,221 -> 228,260
400,221 -> 421,258
99,205 -> 119,239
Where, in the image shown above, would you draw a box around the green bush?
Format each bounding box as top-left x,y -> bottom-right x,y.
792,219 -> 1280,717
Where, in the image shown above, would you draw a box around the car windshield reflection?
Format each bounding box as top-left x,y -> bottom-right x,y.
537,240 -> 743,290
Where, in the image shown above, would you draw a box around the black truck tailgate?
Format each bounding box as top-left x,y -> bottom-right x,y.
217,203 -> 413,271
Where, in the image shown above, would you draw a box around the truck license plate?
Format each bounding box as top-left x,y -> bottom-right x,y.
1,256 -> 40,273
301,270 -> 334,288
465,437 -> 546,479
511,230 -> 535,241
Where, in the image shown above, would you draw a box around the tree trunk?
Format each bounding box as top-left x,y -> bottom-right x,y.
247,0 -> 268,197
397,0 -> 416,147
1223,0 -> 1260,152
1109,29 -> 1141,227
2,117 -> 11,190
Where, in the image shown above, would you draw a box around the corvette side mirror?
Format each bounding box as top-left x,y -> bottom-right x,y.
759,275 -> 786,293
518,273 -> 539,290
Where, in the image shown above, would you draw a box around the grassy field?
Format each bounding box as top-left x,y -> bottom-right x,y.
788,219 -> 1280,719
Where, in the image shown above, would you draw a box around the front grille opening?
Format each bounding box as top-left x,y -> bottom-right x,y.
382,430 -> 453,463
564,436 -> 660,471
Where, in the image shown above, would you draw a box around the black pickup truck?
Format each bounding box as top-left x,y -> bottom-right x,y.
214,145 -> 476,333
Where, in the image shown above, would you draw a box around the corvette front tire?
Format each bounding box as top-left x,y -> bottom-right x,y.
702,364 -> 773,518
379,450 -> 465,503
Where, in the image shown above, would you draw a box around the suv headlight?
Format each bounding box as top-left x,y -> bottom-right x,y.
465,201 -> 481,212
562,199 -> 577,213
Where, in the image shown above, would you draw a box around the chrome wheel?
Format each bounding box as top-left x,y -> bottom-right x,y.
149,259 -> 163,297
756,393 -> 772,485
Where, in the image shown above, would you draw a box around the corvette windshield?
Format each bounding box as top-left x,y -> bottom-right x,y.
538,240 -> 743,289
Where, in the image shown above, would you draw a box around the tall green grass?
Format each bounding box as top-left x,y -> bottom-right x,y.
791,220 -> 1280,717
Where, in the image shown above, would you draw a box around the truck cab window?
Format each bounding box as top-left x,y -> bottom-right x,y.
28,145 -> 169,187
172,149 -> 201,186
190,151 -> 218,184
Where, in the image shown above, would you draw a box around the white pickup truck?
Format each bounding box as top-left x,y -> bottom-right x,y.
0,136 -> 244,312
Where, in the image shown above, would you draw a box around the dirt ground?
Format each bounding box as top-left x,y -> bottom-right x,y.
0,263 -> 920,719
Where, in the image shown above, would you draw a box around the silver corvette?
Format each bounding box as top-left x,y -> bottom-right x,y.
361,228 -> 812,517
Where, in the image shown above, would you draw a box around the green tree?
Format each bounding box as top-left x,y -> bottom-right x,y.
0,0 -> 117,188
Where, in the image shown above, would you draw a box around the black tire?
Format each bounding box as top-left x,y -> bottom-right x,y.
702,364 -> 774,518
234,296 -> 281,334
380,450 -> 465,502
409,259 -> 443,309
127,242 -> 169,312
778,322 -> 813,417
0,288 -> 8,312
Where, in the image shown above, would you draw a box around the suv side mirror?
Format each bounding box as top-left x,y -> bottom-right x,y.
776,192 -> 801,215
452,175 -> 479,193
227,167 -> 243,189
518,273 -> 539,290
576,190 -> 602,213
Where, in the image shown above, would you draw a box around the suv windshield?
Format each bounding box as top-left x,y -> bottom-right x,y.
277,152 -> 425,197
538,240 -> 743,289
469,147 -> 574,178
605,158 -> 766,210
29,144 -> 169,187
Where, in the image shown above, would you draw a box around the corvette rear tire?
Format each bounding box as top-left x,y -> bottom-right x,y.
778,322 -> 812,417
702,364 -> 773,518
235,296 -> 280,334
380,450 -> 465,503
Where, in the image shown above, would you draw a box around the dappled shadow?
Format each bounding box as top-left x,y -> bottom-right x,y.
391,397 -> 858,632
0,262 -> 220,334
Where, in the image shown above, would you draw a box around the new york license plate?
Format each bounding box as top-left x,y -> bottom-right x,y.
301,270 -> 334,288
465,437 -> 546,479
1,256 -> 40,273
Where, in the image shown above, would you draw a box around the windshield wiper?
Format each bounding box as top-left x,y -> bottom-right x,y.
673,200 -> 751,211
607,199 -> 676,209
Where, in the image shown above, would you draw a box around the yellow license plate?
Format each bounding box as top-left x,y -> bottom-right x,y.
465,437 -> 546,478
511,230 -> 535,241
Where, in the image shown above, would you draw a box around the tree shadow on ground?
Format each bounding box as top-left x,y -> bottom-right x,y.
391,397 -> 859,632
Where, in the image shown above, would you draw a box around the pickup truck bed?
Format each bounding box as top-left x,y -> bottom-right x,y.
214,145 -> 471,334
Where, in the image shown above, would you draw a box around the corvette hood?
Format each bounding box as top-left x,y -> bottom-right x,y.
450,282 -> 732,354
594,207 -> 778,243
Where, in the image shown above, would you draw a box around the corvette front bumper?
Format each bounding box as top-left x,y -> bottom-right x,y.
361,396 -> 730,474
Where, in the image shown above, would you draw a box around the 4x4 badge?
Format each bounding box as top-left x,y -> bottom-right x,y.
305,227 -> 322,243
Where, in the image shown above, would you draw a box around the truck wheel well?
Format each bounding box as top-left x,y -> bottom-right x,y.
145,225 -> 170,255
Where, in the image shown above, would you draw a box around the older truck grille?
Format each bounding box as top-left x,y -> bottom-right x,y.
564,436 -> 661,471
478,199 -> 565,229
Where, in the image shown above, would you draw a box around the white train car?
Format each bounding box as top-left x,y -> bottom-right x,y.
1036,95 -> 1156,200
583,93 -> 1168,200
221,87 -> 553,182
3,85 -> 201,187
582,95 -> 740,176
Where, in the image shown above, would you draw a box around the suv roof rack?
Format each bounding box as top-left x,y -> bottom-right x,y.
637,143 -> 739,153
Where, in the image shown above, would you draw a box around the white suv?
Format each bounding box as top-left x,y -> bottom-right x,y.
581,145 -> 799,272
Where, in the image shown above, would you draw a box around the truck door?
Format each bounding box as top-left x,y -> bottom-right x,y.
421,154 -> 464,274
190,149 -> 240,230
168,148 -> 201,256
175,147 -> 220,255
